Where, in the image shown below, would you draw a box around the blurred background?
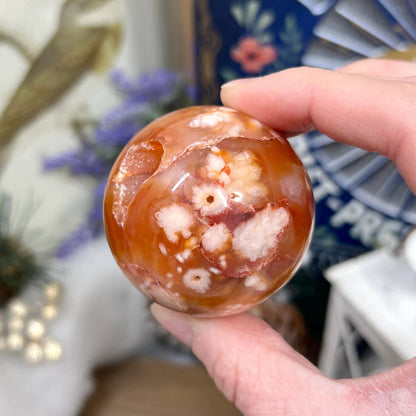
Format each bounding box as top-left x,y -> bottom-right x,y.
0,1 -> 415,415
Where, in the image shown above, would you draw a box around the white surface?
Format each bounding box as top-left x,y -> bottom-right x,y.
404,229 -> 416,273
325,249 -> 416,361
0,237 -> 148,416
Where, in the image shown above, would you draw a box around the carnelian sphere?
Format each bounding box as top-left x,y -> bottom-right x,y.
104,106 -> 314,316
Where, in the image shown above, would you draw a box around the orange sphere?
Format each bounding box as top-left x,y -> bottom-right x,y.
104,106 -> 314,316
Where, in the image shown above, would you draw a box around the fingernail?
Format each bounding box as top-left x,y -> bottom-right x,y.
150,303 -> 193,346
221,77 -> 258,89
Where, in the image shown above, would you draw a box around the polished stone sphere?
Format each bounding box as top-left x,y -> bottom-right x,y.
104,106 -> 314,316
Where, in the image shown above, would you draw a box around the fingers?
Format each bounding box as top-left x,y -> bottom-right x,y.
337,58 -> 416,79
151,304 -> 416,415
220,65 -> 416,193
151,304 -> 349,416
340,357 -> 416,415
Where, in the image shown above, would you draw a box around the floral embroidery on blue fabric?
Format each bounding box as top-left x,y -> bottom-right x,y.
220,0 -> 304,81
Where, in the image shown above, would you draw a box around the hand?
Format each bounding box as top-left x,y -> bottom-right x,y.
221,58 -> 416,194
152,59 -> 416,416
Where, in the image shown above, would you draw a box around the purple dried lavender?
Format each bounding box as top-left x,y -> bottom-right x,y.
111,69 -> 183,104
46,69 -> 193,257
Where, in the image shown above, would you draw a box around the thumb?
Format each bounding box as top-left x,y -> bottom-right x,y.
151,304 -> 349,416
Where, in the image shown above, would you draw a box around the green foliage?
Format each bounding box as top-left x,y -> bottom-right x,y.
0,194 -> 46,304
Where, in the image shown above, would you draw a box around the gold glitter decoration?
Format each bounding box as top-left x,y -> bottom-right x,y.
44,282 -> 61,302
0,280 -> 63,363
43,339 -> 62,361
25,343 -> 43,363
26,319 -> 46,341
8,299 -> 28,318
7,332 -> 24,351
7,317 -> 24,332
41,304 -> 58,320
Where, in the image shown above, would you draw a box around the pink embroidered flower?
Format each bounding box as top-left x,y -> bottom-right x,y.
231,37 -> 277,74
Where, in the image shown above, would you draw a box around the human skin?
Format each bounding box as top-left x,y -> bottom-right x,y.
152,59 -> 416,416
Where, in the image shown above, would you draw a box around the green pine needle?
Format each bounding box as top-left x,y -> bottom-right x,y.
0,193 -> 47,304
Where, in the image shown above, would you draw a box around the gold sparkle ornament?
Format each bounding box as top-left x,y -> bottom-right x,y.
26,319 -> 45,341
8,299 -> 28,318
44,282 -> 61,302
0,282 -> 63,362
25,342 -> 44,363
7,317 -> 24,332
7,332 -> 24,351
41,304 -> 58,320
43,339 -> 62,361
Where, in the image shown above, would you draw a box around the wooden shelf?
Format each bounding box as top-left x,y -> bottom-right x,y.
81,357 -> 242,416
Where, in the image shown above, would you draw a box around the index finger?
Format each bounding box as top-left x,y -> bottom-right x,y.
337,58 -> 416,79
220,66 -> 416,193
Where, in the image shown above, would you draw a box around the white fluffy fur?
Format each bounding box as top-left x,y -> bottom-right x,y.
0,238 -> 148,416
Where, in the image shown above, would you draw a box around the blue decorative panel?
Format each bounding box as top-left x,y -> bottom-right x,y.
194,0 -> 416,261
